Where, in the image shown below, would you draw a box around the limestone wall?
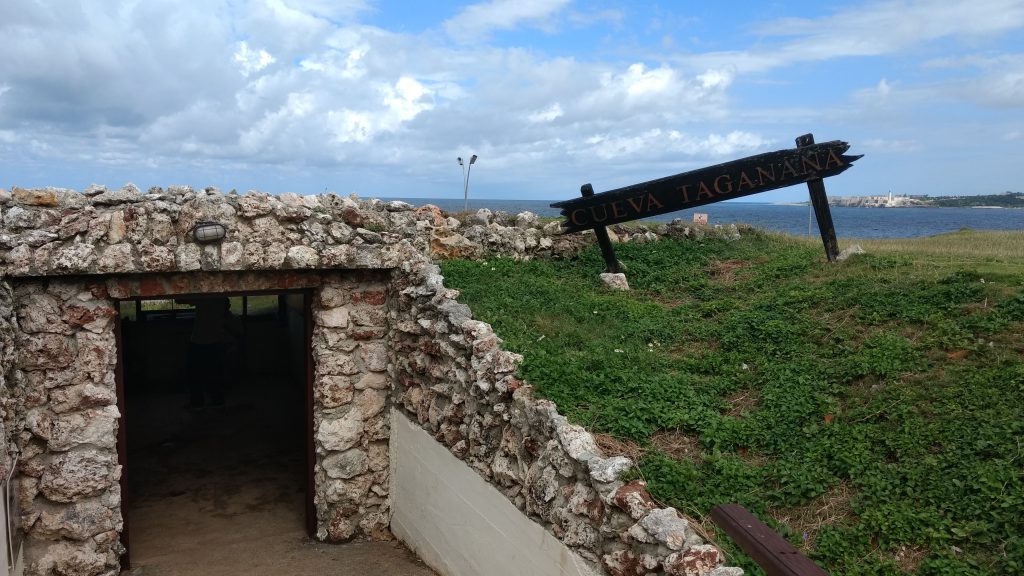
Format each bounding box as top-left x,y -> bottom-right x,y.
11,279 -> 122,575
0,280 -> 21,557
389,259 -> 741,576
0,184 -> 741,576
310,273 -> 392,542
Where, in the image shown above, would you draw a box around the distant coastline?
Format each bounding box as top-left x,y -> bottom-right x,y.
827,191 -> 1023,209
778,202 -> 1019,209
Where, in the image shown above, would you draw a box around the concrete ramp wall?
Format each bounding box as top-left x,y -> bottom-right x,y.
390,409 -> 601,576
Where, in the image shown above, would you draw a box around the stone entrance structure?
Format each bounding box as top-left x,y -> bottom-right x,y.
0,185 -> 739,576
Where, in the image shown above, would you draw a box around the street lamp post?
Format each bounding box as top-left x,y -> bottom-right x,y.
457,154 -> 477,212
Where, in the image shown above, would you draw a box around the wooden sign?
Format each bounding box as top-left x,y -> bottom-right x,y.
552,134 -> 861,269
552,140 -> 861,233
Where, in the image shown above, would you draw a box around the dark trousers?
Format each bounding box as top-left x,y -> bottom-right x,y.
187,343 -> 226,407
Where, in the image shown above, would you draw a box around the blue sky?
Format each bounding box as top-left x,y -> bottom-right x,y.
1,0 -> 1023,204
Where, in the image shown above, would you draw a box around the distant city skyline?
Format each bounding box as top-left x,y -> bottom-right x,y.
1,1 -> 1022,203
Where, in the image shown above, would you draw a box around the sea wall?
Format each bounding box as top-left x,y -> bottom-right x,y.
0,184 -> 741,576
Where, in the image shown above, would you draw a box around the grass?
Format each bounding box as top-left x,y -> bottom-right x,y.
440,229 -> 1024,576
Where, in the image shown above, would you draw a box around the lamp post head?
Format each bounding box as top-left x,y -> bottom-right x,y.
457,157 -> 463,166
469,154 -> 477,165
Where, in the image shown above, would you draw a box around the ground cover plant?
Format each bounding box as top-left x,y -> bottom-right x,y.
440,228 -> 1024,576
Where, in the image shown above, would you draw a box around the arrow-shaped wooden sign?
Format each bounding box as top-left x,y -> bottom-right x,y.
552,140 -> 861,234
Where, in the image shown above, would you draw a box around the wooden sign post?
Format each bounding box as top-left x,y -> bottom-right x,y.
796,134 -> 840,262
552,134 -> 860,269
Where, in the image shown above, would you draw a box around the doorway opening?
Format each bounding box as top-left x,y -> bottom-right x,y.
116,291 -> 313,572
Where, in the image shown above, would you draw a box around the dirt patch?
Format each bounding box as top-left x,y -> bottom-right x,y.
889,544 -> 930,573
707,259 -> 754,283
592,432 -> 646,463
733,447 -> 770,467
768,481 -> 856,553
592,430 -> 704,466
650,430 -> 702,464
946,349 -> 971,361
723,389 -> 760,417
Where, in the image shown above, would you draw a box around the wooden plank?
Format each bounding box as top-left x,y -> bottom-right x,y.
796,134 -> 840,262
552,141 -> 861,233
581,183 -> 621,273
710,504 -> 829,576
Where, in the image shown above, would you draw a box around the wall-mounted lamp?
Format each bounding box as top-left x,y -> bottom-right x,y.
191,221 -> 227,244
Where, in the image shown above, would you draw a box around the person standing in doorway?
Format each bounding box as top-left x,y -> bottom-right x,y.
183,297 -> 238,408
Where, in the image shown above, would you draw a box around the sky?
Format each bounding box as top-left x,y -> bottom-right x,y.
1,0 -> 1023,204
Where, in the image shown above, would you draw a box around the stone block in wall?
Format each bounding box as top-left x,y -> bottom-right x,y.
316,308 -> 349,328
323,449 -> 369,480
137,241 -> 176,272
316,375 -> 355,409
317,409 -> 363,452
39,450 -> 115,503
17,334 -> 75,371
315,351 -> 360,376
16,293 -> 68,335
75,332 -> 116,375
27,541 -> 108,576
359,342 -> 388,372
354,372 -> 387,390
51,244 -> 96,275
353,389 -> 386,419
286,245 -> 319,268
35,501 -> 116,541
49,383 -> 116,414
175,244 -> 201,271
47,407 -> 119,452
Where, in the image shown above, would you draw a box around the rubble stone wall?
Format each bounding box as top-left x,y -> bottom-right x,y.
0,185 -> 741,576
389,259 -> 741,576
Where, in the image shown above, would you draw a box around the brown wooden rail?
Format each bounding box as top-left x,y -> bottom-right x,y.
710,504 -> 829,576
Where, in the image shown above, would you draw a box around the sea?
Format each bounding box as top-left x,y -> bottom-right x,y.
391,198 -> 1022,240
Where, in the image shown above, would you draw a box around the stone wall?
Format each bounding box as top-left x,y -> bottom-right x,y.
310,273 -> 392,542
0,280 -> 22,556
389,259 -> 741,576
0,184 -> 741,576
11,278 -> 123,576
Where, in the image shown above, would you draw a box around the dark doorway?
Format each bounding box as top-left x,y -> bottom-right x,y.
115,291 -> 313,571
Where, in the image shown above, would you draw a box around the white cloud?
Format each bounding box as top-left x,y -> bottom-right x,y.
584,129 -> 769,161
528,103 -> 564,123
279,0 -> 369,22
689,0 -> 1024,73
383,77 -> 434,124
327,109 -> 373,144
234,42 -> 277,76
933,54 -> 1024,108
444,0 -> 570,42
697,68 -> 733,90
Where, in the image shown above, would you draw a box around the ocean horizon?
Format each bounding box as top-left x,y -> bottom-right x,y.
387,198 -> 1021,240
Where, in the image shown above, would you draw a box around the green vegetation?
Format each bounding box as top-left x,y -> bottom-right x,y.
440,229 -> 1024,575
924,192 -> 1024,209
